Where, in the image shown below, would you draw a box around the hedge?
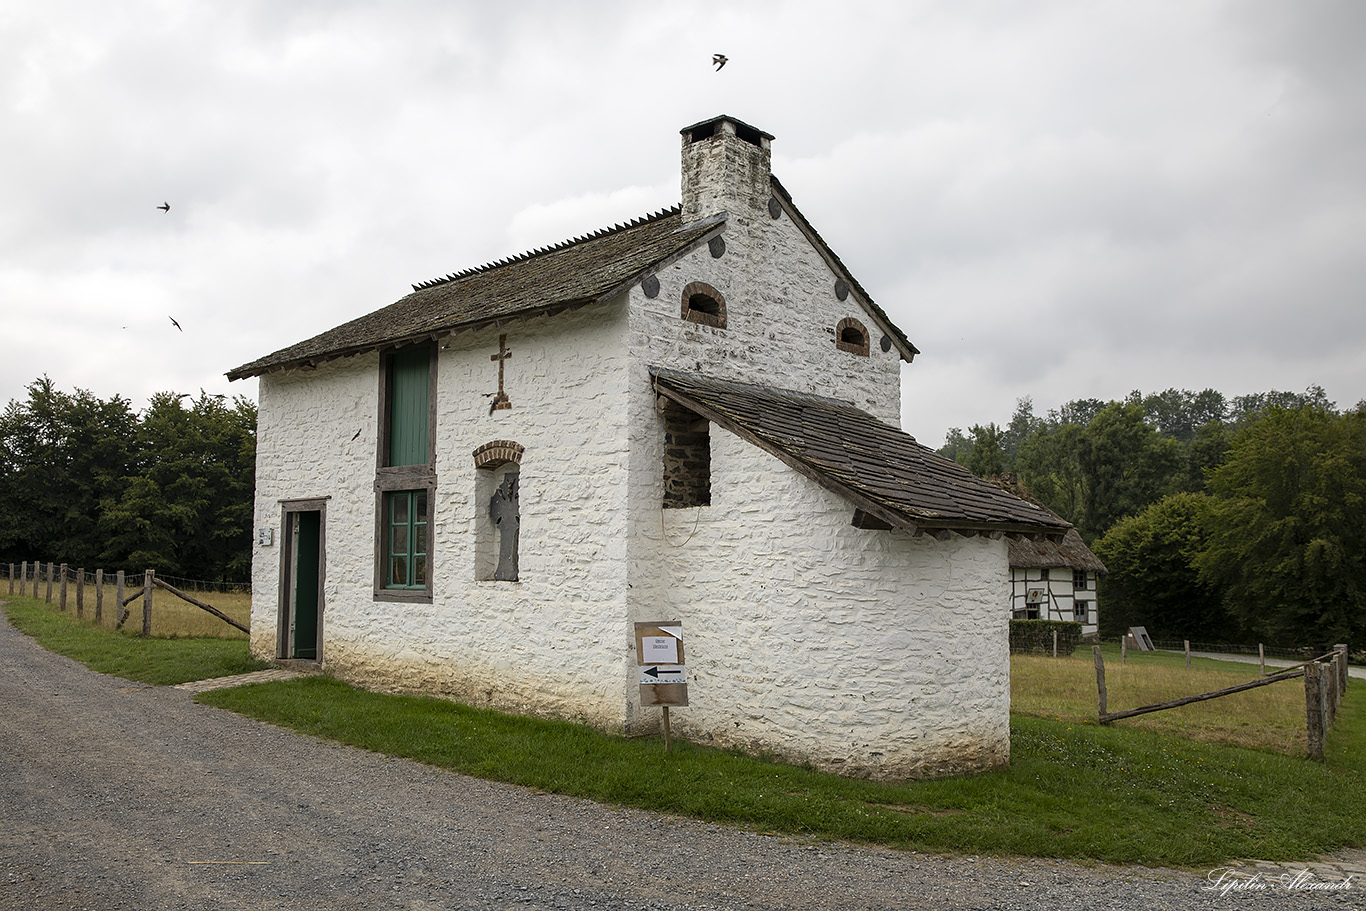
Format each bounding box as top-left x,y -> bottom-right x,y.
1010,619 -> 1083,656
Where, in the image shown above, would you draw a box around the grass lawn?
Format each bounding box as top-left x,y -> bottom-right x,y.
1012,648 -> 1311,754
197,672 -> 1366,867
2,595 -> 265,685
7,593 -> 1363,866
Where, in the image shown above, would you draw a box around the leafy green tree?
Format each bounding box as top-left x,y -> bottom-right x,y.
939,427 -> 974,466
1228,386 -> 1332,427
0,378 -> 136,566
1000,397 -> 1039,465
964,423 -> 1006,478
100,392 -> 256,579
1196,406 -> 1366,648
1015,422 -> 1088,529
1075,402 -> 1181,539
1093,493 -> 1231,641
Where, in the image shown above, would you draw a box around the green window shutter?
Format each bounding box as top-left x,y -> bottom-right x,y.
388,347 -> 430,467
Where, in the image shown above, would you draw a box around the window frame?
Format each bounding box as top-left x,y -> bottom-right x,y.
374,344 -> 437,603
1074,569 -> 1089,590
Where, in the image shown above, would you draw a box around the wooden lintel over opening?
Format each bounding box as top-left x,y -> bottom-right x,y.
851,509 -> 894,530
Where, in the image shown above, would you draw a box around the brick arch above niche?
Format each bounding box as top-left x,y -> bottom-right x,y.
680,281 -> 727,329
472,439 -> 524,470
835,317 -> 870,357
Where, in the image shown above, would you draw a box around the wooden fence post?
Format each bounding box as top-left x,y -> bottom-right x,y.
1052,629 -> 1058,658
76,568 -> 85,617
116,571 -> 126,628
1184,640 -> 1191,669
142,570 -> 154,638
1120,636 -> 1127,664
94,569 -> 103,622
20,561 -> 28,596
59,563 -> 68,610
46,562 -> 54,603
1093,645 -> 1108,720
1305,660 -> 1325,761
1259,643 -> 1265,676
7,563 -> 12,595
1336,644 -> 1349,693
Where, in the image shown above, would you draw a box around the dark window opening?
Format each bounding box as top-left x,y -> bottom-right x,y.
680,282 -> 727,329
734,122 -> 765,147
834,318 -> 869,357
686,122 -> 718,143
689,294 -> 720,316
660,399 -> 710,509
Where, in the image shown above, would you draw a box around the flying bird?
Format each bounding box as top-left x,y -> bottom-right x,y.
169,316 -> 182,332
712,53 -> 727,71
157,202 -> 170,213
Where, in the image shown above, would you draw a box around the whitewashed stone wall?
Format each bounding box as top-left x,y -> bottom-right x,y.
618,197 -> 1012,777
627,422 -> 1011,779
628,215 -> 903,425
251,303 -> 639,729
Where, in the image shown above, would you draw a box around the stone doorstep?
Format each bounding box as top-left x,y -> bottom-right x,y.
173,666 -> 310,694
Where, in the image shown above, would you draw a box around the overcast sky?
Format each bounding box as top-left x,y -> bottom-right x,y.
4,0 -> 1362,447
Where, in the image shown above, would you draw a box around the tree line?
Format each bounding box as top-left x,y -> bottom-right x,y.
940,386 -> 1366,649
0,377 -> 256,582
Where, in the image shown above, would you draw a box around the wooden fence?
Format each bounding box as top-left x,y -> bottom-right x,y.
1092,644 -> 1350,761
5,560 -> 248,637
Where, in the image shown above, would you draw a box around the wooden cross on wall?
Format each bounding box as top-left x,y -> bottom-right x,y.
490,334 -> 512,413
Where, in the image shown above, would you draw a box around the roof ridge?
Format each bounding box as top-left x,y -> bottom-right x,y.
411,205 -> 682,292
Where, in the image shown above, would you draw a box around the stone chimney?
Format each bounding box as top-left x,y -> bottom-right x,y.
680,115 -> 774,224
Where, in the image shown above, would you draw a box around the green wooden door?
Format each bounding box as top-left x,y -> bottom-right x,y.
290,511 -> 321,659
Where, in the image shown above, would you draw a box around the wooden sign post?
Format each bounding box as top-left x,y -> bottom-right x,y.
635,620 -> 687,752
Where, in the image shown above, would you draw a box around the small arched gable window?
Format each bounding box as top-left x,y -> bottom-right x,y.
835,317 -> 870,357
680,281 -> 727,330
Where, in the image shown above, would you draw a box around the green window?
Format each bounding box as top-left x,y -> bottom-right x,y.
387,347 -> 430,467
385,489 -> 428,589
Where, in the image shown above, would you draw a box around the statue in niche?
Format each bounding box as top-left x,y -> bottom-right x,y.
489,471 -> 520,581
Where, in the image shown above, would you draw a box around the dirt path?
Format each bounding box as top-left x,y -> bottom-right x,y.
0,610 -> 1359,910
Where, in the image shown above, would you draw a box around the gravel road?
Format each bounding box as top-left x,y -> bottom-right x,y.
1,608 -> 1360,910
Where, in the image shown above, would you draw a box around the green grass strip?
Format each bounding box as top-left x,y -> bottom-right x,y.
199,675 -> 1366,866
3,596 -> 266,685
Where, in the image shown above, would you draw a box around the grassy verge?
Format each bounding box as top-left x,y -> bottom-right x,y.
3,595 -> 266,685
1012,650 -> 1309,754
198,674 -> 1366,866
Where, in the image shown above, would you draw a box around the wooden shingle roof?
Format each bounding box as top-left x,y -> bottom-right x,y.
651,369 -> 1071,538
227,208 -> 723,380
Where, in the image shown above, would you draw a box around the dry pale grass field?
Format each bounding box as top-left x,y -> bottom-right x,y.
1011,651 -> 1309,755
22,577 -> 253,639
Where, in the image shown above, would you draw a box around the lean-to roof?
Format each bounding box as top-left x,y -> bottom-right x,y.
651,369 -> 1070,539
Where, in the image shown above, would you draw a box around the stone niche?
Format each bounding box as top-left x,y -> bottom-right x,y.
658,398 -> 710,509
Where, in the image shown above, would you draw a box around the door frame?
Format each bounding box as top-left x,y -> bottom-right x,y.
278,497 -> 328,661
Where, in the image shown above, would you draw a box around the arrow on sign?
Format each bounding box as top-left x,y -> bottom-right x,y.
639,665 -> 686,684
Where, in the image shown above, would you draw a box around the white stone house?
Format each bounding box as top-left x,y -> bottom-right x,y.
1008,528 -> 1107,637
228,115 -> 1069,780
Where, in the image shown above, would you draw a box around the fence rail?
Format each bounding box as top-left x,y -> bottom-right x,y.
5,560 -> 250,638
1092,644 -> 1350,761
